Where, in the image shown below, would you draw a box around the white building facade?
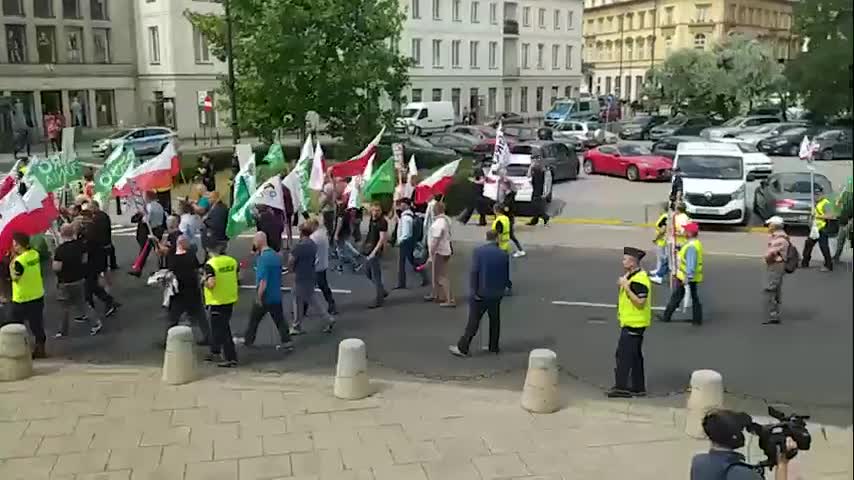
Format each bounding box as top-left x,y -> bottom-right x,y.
401,0 -> 584,122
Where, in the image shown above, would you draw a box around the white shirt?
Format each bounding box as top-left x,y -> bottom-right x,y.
429,214 -> 452,256
397,210 -> 414,245
310,227 -> 330,272
423,199 -> 437,244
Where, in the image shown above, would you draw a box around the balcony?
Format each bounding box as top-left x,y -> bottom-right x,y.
503,19 -> 519,35
503,65 -> 520,77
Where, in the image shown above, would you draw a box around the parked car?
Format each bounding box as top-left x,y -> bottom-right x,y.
582,144 -> 673,182
618,115 -> 669,140
649,116 -> 714,140
650,135 -> 705,159
377,133 -> 459,168
753,172 -> 833,225
812,129 -> 853,160
92,127 -> 177,158
502,124 -> 541,142
449,125 -> 499,141
699,115 -> 781,139
714,139 -> 774,180
488,140 -> 579,182
552,120 -> 618,145
482,153 -> 553,204
727,121 -> 808,145
427,132 -> 480,156
486,112 -> 525,127
757,126 -> 829,156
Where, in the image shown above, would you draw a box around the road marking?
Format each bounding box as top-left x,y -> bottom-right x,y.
552,300 -> 665,311
239,285 -> 352,294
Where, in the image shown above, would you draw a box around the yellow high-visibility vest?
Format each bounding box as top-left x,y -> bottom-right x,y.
618,270 -> 652,329
815,198 -> 829,231
203,255 -> 238,305
676,239 -> 704,283
654,213 -> 667,247
492,214 -> 511,252
11,249 -> 44,303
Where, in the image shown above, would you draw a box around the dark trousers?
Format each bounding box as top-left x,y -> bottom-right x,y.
168,294 -> 210,342
528,196 -> 549,225
244,301 -> 291,345
85,271 -> 114,310
322,210 -> 336,241
457,297 -> 501,354
802,230 -> 833,270
507,216 -> 524,251
661,279 -> 702,324
107,243 -> 118,269
207,304 -> 237,361
458,196 -> 489,225
397,238 -> 427,288
614,327 -> 645,393
9,298 -> 45,346
365,256 -> 385,305
301,270 -> 338,316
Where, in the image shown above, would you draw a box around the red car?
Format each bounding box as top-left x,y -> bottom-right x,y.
582,144 -> 673,181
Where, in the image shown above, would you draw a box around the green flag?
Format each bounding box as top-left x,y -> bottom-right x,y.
257,143 -> 286,184
27,153 -> 82,192
226,174 -> 254,238
361,156 -> 395,200
94,145 -> 136,198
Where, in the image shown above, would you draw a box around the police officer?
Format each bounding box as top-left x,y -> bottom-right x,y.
607,247 -> 651,398
8,233 -> 47,358
203,242 -> 239,368
802,186 -> 835,271
658,222 -> 703,326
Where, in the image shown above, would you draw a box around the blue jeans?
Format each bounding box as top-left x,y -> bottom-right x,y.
365,256 -> 385,305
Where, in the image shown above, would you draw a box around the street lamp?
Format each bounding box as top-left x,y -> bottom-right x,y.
224,0 -> 239,145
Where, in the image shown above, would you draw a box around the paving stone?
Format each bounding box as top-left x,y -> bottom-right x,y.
340,443 -> 394,470
472,453 -> 530,479
289,413 -> 333,432
37,432 -> 94,455
171,407 -> 218,427
89,429 -> 143,450
161,441 -> 214,466
320,469 -> 376,480
185,460 -> 238,480
0,455 -> 57,480
53,449 -> 110,476
422,460 -> 482,480
152,391 -> 198,410
311,428 -> 362,450
290,449 -> 344,477
357,424 -> 408,446
389,440 -> 441,464
75,471 -> 132,480
130,462 -> 187,480
213,436 -> 262,460
189,423 -> 239,444
372,463 -> 429,480
263,432 -> 314,455
240,417 -> 288,438
0,421 -> 29,441
107,446 -> 163,471
0,434 -> 42,458
140,426 -> 191,447
26,417 -> 79,437
432,436 -> 490,462
238,454 -> 292,480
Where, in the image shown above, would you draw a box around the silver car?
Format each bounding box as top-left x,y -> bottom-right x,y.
699,115 -> 781,140
729,121 -> 808,145
92,127 -> 177,158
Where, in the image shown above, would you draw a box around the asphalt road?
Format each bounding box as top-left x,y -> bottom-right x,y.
16,234 -> 852,421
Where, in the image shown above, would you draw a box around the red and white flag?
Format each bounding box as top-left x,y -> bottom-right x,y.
414,159 -> 460,204
0,179 -> 60,256
113,142 -> 180,196
328,127 -> 385,178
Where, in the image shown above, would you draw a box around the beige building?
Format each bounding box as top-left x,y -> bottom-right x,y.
581,0 -> 798,102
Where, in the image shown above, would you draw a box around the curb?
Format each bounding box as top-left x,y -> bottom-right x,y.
473,215 -> 768,234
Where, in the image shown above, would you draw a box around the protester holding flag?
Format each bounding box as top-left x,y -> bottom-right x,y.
9,233 -> 47,358
53,223 -> 102,338
255,204 -> 285,253
362,202 -> 390,309
129,191 -> 166,277
77,204 -> 120,317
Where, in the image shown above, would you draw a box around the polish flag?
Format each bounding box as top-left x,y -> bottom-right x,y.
0,179 -> 60,256
0,160 -> 23,201
414,159 -> 460,205
113,142 -> 180,196
328,127 -> 385,178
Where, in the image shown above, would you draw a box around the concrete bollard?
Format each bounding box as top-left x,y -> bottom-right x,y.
521,349 -> 560,414
334,338 -> 371,400
162,326 -> 196,385
0,324 -> 33,381
685,369 -> 724,438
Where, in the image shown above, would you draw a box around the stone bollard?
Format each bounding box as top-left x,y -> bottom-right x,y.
685,369 -> 724,438
0,324 -> 33,381
521,349 -> 560,414
162,326 -> 196,385
334,338 -> 371,400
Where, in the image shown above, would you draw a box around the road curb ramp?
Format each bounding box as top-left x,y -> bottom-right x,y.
685,369 -> 724,438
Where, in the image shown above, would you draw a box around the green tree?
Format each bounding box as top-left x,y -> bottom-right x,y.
187,0 -> 411,148
786,0 -> 853,120
714,36 -> 785,112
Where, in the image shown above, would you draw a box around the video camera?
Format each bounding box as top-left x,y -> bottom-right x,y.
746,406 -> 812,469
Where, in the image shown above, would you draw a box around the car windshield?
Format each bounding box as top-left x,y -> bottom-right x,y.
107,129 -> 133,139
662,118 -> 686,127
510,145 -> 540,155
408,136 -> 434,148
549,101 -> 574,114
736,143 -> 758,153
780,127 -> 807,137
677,155 -> 743,180
722,116 -> 745,127
779,174 -> 831,194
507,127 -> 534,137
751,124 -> 780,134
617,144 -> 651,156
401,108 -> 420,118
815,130 -> 844,140
505,164 -> 531,177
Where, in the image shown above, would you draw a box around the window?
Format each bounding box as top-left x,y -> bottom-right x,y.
148,27 -> 160,64
488,41 -> 497,68
471,1 -> 479,22
93,28 -> 110,63
95,90 -> 115,126
565,45 -> 573,69
432,0 -> 440,19
521,43 -> 529,68
554,10 -> 560,29
62,0 -> 80,18
469,40 -> 479,67
488,88 -> 496,116
626,41 -> 633,60
614,76 -> 621,97
36,26 -> 57,64
664,6 -> 674,25
638,11 -> 645,28
551,45 -> 559,69
520,86 -> 528,112
522,7 -> 530,26
538,8 -> 546,28
739,6 -> 745,22
432,88 -> 442,101
432,39 -> 442,66
193,25 -> 210,63
636,38 -> 644,59
451,88 -> 461,117
6,25 -> 26,63
91,0 -> 107,20
489,2 -> 497,24
452,0 -> 460,21
605,76 -> 611,94
536,43 -> 544,69
411,38 -> 422,66
66,27 -> 83,63
451,40 -> 461,67
550,86 -> 558,106
412,0 -> 420,18
694,33 -> 706,49
3,0 -> 23,16
34,0 -> 53,17
665,35 -> 673,54
535,86 -> 544,112
411,88 -> 423,102
68,90 -> 88,127
503,87 -> 512,111
695,4 -> 710,22
567,10 -> 574,29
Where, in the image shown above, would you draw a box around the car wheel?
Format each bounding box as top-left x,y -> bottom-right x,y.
788,145 -> 799,156
739,208 -> 751,226
582,159 -> 595,175
641,131 -> 649,140
626,165 -> 640,182
821,148 -> 834,161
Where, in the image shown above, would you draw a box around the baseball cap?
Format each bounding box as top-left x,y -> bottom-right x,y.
683,222 -> 700,235
765,215 -> 785,226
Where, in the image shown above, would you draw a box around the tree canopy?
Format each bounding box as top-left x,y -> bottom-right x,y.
187,0 -> 411,147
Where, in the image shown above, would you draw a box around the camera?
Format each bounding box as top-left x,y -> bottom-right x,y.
747,406 -> 812,469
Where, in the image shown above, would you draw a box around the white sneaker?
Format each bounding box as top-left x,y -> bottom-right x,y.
512,250 -> 527,258
649,275 -> 663,285
232,336 -> 246,345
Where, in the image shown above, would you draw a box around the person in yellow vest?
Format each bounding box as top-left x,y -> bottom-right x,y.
649,202 -> 689,285
658,222 -> 703,326
607,246 -> 652,398
801,187 -> 835,272
203,241 -> 239,367
9,233 -> 47,358
649,204 -> 668,279
491,202 -> 513,294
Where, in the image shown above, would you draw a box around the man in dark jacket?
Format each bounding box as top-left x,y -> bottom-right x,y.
449,230 -> 509,356
527,157 -> 550,226
203,191 -> 229,255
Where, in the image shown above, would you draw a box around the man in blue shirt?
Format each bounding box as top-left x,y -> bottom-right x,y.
289,223 -> 335,334
450,230 -> 509,356
235,232 -> 293,351
658,221 -> 703,326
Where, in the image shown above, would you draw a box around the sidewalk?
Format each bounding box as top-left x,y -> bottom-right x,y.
0,362 -> 850,479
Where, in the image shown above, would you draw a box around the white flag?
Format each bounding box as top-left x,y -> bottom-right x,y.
281,169 -> 302,213
361,152 -> 374,187
491,122 -> 511,173
233,153 -> 256,205
346,176 -> 361,210
798,136 -> 811,161
252,174 -> 285,211
309,144 -> 326,191
407,154 -> 418,180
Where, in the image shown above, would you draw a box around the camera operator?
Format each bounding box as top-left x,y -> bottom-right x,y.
691,409 -> 798,480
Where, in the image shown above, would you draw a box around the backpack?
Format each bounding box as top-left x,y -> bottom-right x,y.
722,460 -> 763,479
784,241 -> 800,274
409,212 -> 425,241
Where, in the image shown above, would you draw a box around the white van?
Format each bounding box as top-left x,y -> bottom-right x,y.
674,142 -> 749,225
395,102 -> 455,135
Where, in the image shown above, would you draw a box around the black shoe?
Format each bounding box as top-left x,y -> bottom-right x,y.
104,303 -> 120,318
217,360 -> 238,368
543,217 -> 550,225
196,339 -> 210,346
127,270 -> 142,278
393,285 -> 407,290
367,302 -> 383,309
691,319 -> 702,326
656,314 -> 671,323
762,319 -> 781,325
631,390 -> 647,398
31,344 -> 46,359
606,388 -> 632,398
383,290 -> 389,298
328,307 -> 339,316
526,220 -> 537,226
203,353 -> 220,362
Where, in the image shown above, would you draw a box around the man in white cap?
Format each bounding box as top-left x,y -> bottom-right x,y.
763,216 -> 790,325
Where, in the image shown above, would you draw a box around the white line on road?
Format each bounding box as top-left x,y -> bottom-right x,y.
239,285 -> 352,294
552,300 -> 665,311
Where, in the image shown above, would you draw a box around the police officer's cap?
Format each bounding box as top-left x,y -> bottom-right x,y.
623,247 -> 645,261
